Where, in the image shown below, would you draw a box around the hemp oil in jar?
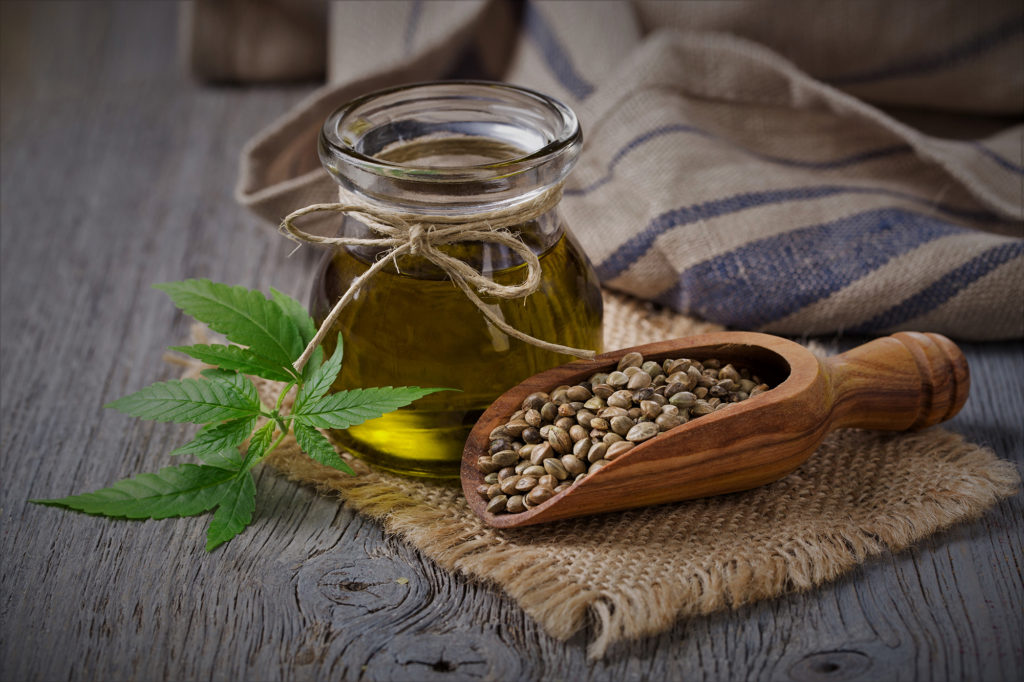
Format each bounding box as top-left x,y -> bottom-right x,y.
310,82 -> 603,478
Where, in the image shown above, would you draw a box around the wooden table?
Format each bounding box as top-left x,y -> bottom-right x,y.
2,3 -> 1021,680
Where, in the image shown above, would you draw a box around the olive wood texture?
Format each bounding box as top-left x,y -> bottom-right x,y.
462,331 -> 969,528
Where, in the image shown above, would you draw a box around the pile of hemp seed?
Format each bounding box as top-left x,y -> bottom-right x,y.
475,351 -> 771,515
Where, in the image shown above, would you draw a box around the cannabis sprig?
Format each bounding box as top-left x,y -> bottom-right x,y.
31,279 -> 448,551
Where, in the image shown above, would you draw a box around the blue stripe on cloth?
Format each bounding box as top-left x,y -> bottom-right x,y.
443,42 -> 494,80
595,184 -> 1008,281
971,141 -> 1024,175
565,124 -> 912,196
829,14 -> 1024,86
523,0 -> 594,100
651,208 -> 970,329
848,242 -> 1024,333
403,0 -> 424,57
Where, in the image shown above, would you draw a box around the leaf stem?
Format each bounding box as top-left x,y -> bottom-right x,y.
275,381 -> 296,410
263,430 -> 289,463
242,425 -> 289,471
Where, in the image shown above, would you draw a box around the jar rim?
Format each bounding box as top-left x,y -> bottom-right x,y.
319,80 -> 581,184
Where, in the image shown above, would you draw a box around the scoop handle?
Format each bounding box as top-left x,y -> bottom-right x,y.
824,332 -> 969,431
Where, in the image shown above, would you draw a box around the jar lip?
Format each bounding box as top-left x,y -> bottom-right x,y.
319,80 -> 581,183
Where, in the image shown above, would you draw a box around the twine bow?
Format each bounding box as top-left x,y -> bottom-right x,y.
280,185 -> 597,371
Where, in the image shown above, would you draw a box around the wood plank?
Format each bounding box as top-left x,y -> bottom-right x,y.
1,3 -> 1020,681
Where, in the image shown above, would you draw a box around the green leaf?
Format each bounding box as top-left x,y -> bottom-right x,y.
270,287 -> 321,374
292,334 -> 344,414
199,367 -> 244,385
105,374 -> 261,424
31,464 -> 238,519
242,420 -> 277,470
170,416 -> 257,457
291,386 -> 451,429
205,471 -> 256,551
301,346 -> 325,381
154,279 -> 303,366
293,422 -> 354,474
169,344 -> 295,382
196,447 -> 245,470
270,288 -> 316,346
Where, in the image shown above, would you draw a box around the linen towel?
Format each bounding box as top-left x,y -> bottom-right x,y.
191,0 -> 1024,339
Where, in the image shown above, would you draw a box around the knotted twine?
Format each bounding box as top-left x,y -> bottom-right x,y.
279,183 -> 597,371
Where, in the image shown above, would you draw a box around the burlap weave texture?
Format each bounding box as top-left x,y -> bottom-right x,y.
251,291 -> 1020,658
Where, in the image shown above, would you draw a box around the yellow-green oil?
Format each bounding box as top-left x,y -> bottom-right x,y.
310,228 -> 603,478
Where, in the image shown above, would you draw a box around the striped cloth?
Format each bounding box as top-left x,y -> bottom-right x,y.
216,0 -> 1024,339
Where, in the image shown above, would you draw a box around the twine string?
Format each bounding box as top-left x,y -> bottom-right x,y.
280,184 -> 597,371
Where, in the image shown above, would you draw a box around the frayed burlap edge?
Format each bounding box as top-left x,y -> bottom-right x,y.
261,429 -> 1019,659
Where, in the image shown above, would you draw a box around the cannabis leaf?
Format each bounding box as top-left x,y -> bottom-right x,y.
206,472 -> 256,551
105,374 -> 261,423
293,422 -> 353,474
292,333 -> 344,414
169,344 -> 295,383
32,464 -> 239,519
243,421 -> 278,470
154,279 -> 304,373
292,386 -> 450,429
271,286 -> 323,376
170,417 -> 258,458
194,447 -> 246,471
32,280 -> 450,552
270,287 -> 317,344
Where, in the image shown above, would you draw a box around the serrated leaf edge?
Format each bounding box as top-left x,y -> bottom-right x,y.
30,464 -> 239,520
205,472 -> 256,551
293,422 -> 354,474
154,279 -> 302,366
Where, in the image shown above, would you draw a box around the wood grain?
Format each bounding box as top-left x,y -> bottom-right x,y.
462,331 -> 970,528
1,3 -> 1021,681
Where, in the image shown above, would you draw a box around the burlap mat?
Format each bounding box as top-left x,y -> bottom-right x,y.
252,291 -> 1018,658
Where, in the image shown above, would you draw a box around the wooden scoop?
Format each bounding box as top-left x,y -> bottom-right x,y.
461,331 -> 969,528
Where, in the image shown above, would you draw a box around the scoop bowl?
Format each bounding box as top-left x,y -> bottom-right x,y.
461,331 -> 969,529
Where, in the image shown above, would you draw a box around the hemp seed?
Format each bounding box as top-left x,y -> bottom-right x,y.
478,352 -> 773,515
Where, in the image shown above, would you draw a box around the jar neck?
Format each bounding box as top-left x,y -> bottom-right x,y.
318,81 -> 581,217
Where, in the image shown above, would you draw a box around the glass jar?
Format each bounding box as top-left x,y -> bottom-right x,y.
309,81 -> 603,478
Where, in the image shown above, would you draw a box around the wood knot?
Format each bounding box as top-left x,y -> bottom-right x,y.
788,650 -> 872,681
